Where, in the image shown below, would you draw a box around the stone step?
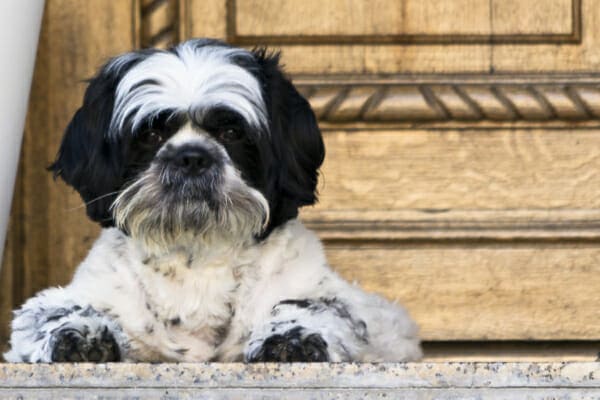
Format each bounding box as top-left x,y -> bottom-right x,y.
0,362 -> 598,399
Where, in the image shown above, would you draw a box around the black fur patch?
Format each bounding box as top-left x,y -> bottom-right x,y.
145,324 -> 155,334
45,308 -> 71,322
275,297 -> 369,344
51,326 -> 120,363
277,299 -> 311,308
247,327 -> 329,362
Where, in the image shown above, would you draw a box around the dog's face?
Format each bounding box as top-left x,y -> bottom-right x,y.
51,39 -> 324,249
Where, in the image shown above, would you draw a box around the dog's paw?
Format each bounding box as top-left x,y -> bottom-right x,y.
51,326 -> 120,362
246,327 -> 329,362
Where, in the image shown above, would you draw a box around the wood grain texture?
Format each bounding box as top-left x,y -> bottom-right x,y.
328,242 -> 600,340
235,0 -> 491,36
306,129 -> 600,212
186,0 -> 227,39
492,0 -> 574,35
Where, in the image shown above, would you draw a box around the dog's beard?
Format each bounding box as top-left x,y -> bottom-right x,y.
112,163 -> 269,252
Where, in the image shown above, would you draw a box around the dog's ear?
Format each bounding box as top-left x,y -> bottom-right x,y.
49,53 -> 148,226
252,50 -> 325,232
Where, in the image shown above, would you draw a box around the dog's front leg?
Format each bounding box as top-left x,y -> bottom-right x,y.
244,298 -> 369,362
3,287 -> 126,363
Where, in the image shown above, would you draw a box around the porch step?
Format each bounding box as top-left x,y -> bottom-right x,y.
1,362 -> 599,399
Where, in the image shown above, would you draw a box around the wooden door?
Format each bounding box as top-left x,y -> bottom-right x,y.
2,0 -> 599,360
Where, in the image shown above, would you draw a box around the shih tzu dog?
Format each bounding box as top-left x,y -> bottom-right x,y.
4,39 -> 421,363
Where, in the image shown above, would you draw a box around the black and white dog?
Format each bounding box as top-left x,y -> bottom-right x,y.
4,39 -> 421,363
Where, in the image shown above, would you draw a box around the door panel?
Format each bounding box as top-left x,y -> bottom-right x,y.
183,0 -> 600,342
312,129 -> 600,211
187,0 -> 592,74
330,242 -> 600,340
233,0 -> 574,40
234,0 -> 492,37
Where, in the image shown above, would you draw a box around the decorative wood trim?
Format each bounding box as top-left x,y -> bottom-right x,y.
226,0 -> 582,45
294,74 -> 600,126
301,209 -> 600,242
423,341 -> 600,362
178,0 -> 191,44
571,0 -> 583,43
139,0 -> 183,48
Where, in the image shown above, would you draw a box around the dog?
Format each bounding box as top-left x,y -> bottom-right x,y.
4,39 -> 422,363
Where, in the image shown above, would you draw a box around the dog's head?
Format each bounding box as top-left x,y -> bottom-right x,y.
50,39 -> 324,250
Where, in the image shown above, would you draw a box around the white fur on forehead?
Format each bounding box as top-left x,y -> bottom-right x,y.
109,42 -> 267,136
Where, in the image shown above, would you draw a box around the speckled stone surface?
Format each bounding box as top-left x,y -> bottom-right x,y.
0,362 -> 598,399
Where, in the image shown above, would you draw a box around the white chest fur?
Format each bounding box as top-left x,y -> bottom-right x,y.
67,221 -> 333,361
139,249 -> 239,327
70,229 -> 261,361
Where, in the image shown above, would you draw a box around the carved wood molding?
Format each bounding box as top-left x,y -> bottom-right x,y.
295,74 -> 600,126
301,209 -> 600,242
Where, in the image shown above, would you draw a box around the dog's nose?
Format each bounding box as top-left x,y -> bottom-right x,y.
172,147 -> 213,174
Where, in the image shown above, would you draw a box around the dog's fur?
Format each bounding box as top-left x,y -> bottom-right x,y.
4,39 -> 421,363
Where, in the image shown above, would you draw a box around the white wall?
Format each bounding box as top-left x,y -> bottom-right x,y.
0,1 -> 45,266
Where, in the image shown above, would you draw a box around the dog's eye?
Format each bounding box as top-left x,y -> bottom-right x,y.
140,130 -> 164,146
216,126 -> 243,143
